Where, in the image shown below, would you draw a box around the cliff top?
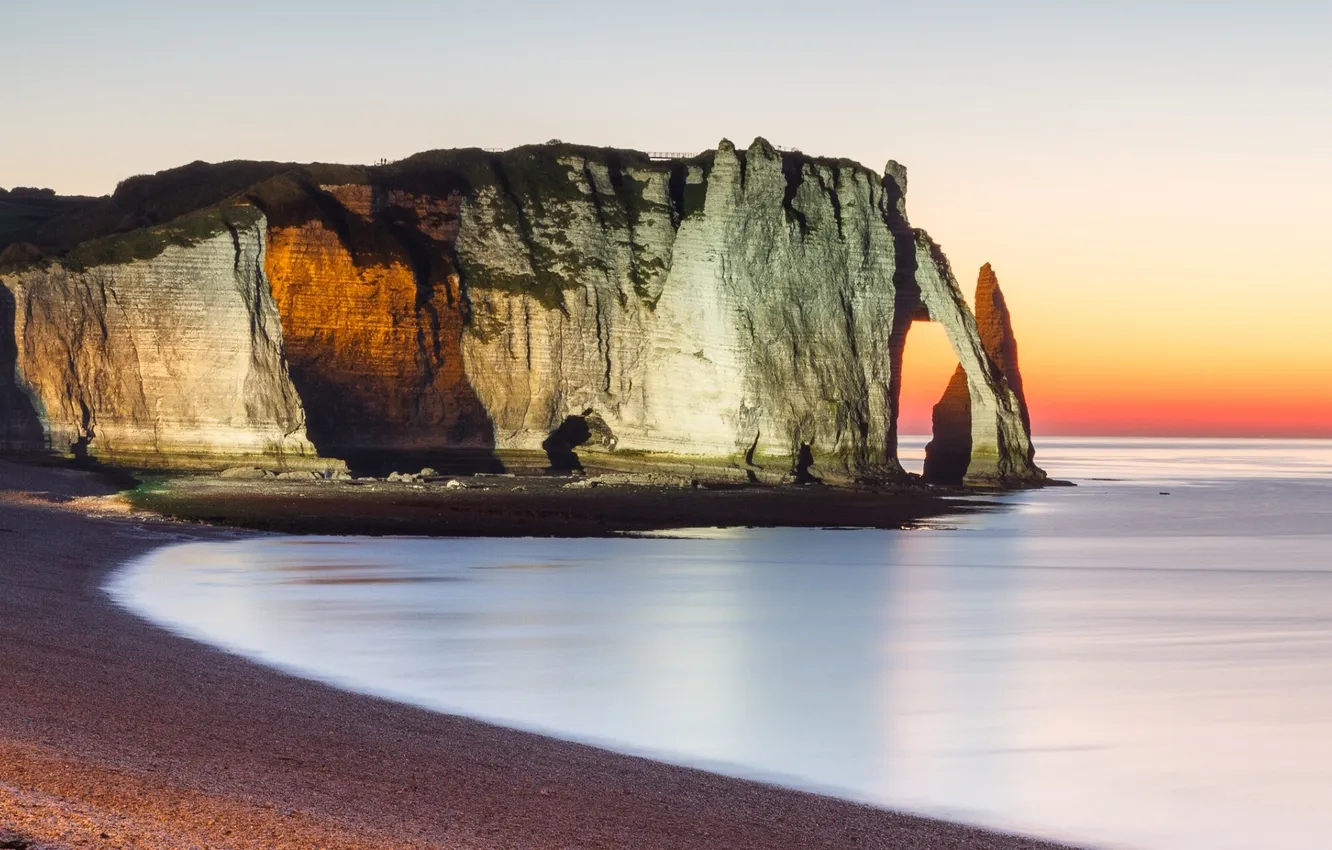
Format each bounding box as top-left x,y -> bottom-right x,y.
0,139 -> 899,274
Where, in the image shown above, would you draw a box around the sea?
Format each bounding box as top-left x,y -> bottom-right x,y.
107,438 -> 1332,850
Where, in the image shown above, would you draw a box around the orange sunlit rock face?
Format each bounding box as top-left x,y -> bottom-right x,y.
263,185 -> 491,467
972,263 -> 1031,434
923,264 -> 1036,483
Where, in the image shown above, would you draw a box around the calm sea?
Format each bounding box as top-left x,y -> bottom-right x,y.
108,439 -> 1332,850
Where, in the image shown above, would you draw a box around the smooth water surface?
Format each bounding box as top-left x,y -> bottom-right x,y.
109,439 -> 1332,850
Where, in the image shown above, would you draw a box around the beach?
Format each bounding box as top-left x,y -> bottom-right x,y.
0,460 -> 1075,849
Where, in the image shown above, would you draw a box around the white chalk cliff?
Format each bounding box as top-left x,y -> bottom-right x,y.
1,139 -> 1042,485
3,222 -> 313,465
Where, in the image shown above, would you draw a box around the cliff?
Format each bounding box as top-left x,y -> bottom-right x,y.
2,218 -> 314,465
923,263 -> 1042,485
1,140 -> 1041,485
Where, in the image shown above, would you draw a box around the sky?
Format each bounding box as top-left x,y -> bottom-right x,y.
2,0 -> 1329,437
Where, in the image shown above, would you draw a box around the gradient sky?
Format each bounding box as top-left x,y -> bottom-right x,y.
3,1 -> 1329,436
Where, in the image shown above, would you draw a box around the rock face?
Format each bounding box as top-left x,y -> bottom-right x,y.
1,283 -> 43,450
458,139 -> 912,479
923,263 -> 1042,485
260,182 -> 493,469
1,140 -> 1042,484
1,221 -> 314,464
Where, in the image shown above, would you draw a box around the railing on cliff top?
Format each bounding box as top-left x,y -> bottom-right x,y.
479,147 -> 698,160
374,146 -> 802,162
478,145 -> 802,160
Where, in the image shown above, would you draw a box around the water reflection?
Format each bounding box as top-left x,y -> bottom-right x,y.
108,439 -> 1332,850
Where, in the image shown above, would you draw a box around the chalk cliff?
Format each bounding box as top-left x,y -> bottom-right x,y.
923,263 -> 1042,485
2,219 -> 314,465
1,140 -> 1041,485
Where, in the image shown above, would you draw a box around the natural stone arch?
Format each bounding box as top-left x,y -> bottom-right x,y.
916,260 -> 1043,486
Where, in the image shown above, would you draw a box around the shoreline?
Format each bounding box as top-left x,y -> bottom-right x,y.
126,471 -> 997,538
0,460 -> 1079,850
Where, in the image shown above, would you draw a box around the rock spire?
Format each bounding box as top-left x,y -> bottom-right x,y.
923,263 -> 1043,485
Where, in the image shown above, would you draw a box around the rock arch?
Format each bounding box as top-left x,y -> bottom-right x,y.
919,261 -> 1043,486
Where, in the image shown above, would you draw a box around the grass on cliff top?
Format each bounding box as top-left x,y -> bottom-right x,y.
63,203 -> 265,271
0,189 -> 100,266
0,160 -> 298,273
0,142 -> 887,289
387,145 -> 704,310
2,144 -> 716,255
0,191 -> 70,239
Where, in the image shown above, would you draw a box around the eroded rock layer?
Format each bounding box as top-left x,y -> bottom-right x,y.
923,263 -> 1043,485
260,183 -> 493,467
1,141 -> 1042,484
1,222 -> 314,465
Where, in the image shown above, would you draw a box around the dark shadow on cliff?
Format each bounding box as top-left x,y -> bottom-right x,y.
881,172 -> 929,470
542,410 -> 617,474
248,177 -> 506,478
336,449 -> 506,479
0,286 -> 138,489
543,414 -> 592,473
922,362 -> 971,486
0,285 -> 44,453
792,442 -> 822,485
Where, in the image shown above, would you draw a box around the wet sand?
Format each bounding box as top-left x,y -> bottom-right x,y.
0,460 -> 1078,849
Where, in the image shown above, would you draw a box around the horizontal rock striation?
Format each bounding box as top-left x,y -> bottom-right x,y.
257,180 -> 493,469
459,139 -> 912,479
1,140 -> 1043,484
1,220 -> 314,465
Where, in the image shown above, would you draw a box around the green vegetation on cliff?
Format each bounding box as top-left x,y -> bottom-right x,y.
0,142 -> 890,314
63,203 -> 265,271
0,161 -> 293,272
0,188 -> 98,269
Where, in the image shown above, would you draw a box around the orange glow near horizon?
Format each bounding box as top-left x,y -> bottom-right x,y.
897,322 -> 960,436
5,2 -> 1330,442
897,271 -> 1332,440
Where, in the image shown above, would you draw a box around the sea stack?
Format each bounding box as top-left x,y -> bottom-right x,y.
923,263 -> 1043,485
1,140 -> 1043,486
